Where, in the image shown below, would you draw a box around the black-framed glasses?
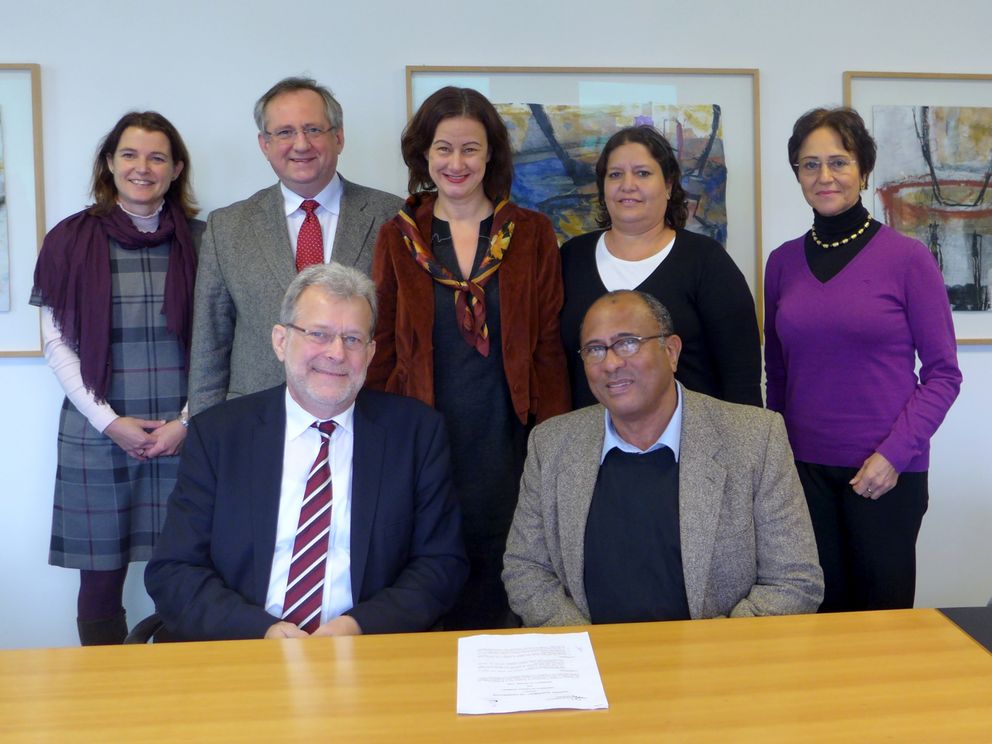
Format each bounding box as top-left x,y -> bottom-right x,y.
282,323 -> 370,351
263,125 -> 335,142
579,334 -> 666,363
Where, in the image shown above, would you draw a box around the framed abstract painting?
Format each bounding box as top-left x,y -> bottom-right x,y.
406,66 -> 763,304
0,63 -> 45,356
845,71 -> 992,344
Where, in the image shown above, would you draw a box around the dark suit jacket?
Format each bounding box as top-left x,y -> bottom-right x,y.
367,192 -> 570,425
188,177 -> 403,414
145,386 -> 468,640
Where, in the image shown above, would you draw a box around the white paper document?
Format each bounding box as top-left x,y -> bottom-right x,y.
456,631 -> 609,715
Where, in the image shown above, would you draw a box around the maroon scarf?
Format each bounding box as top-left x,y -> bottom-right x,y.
32,199 -> 197,402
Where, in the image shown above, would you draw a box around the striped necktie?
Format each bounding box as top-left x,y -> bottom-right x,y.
282,420 -> 335,632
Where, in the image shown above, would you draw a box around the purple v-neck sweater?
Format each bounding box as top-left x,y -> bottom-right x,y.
764,226 -> 961,472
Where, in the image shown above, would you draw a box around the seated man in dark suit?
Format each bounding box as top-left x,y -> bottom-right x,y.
146,263 -> 467,639
503,290 -> 823,626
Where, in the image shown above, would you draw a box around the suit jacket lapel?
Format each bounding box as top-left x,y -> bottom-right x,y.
557,407 -> 606,619
251,183 -> 296,292
678,390 -> 727,619
332,176 -> 372,269
349,392 -> 383,602
248,386 -> 289,605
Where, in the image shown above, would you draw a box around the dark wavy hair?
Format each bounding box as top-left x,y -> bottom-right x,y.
595,125 -> 688,230
787,107 -> 876,181
90,111 -> 197,217
401,87 -> 513,202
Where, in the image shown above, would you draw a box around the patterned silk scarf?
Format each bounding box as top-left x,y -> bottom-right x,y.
397,195 -> 515,357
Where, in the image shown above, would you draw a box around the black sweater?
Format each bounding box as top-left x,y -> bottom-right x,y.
560,229 -> 762,408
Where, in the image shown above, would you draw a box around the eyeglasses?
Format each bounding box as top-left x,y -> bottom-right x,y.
579,334 -> 666,363
283,323 -> 370,351
794,157 -> 858,175
263,126 -> 334,142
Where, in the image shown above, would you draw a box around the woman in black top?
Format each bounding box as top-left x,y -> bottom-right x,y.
560,125 -> 761,408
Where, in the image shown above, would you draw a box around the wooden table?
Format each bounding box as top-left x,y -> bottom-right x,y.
2,608 -> 990,742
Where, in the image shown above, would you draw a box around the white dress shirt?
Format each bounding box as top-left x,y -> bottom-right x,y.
595,231 -> 675,292
265,389 -> 354,624
600,382 -> 684,463
281,174 -> 343,264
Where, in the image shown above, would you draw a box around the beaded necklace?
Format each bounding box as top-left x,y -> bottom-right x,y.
810,215 -> 872,249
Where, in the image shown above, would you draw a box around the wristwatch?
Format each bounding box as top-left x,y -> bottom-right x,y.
179,411 -> 190,429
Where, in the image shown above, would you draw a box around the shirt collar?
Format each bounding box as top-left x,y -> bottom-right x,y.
116,200 -> 164,219
284,386 -> 355,441
600,382 -> 683,463
280,172 -> 342,217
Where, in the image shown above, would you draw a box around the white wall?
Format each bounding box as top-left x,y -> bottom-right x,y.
2,0 -> 989,648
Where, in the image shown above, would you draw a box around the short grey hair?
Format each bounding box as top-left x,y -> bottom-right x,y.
631,290 -> 675,336
254,76 -> 343,133
279,263 -> 377,336
580,289 -> 675,340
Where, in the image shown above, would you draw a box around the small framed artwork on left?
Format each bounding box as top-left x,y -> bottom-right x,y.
0,63 -> 45,356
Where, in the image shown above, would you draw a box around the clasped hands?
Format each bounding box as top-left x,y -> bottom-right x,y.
104,416 -> 187,460
264,615 -> 362,639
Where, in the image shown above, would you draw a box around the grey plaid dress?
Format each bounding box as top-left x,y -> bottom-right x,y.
47,239 -> 186,570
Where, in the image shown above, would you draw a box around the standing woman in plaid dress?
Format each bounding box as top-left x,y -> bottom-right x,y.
31,112 -> 202,645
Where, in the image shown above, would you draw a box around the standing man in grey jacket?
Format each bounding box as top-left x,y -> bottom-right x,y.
503,290 -> 823,626
188,76 -> 402,414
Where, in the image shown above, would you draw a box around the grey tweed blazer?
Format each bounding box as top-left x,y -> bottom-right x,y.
187,177 -> 402,414
502,388 -> 824,626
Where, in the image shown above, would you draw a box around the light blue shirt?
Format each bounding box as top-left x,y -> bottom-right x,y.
600,383 -> 683,464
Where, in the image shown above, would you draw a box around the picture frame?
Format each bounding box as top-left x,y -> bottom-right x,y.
844,71 -> 992,344
0,63 -> 45,356
406,66 -> 763,306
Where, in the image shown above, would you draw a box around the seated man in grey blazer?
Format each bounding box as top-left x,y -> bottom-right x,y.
503,290 -> 823,626
188,76 -> 403,415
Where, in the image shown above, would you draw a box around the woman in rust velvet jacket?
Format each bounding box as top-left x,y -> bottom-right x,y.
368,87 -> 569,630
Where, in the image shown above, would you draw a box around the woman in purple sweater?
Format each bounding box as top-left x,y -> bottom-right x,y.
764,107 -> 961,612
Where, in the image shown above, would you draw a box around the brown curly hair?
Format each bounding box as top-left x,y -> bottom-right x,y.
401,87 -> 513,202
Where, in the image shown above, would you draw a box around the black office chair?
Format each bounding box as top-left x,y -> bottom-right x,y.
124,612 -> 171,644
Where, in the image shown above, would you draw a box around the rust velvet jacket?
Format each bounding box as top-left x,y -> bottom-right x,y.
367,193 -> 570,425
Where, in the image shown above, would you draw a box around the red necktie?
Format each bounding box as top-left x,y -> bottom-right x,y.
282,420 -> 335,633
295,199 -> 324,271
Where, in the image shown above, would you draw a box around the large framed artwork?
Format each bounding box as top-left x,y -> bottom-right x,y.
406,66 -> 763,304
0,63 -> 45,356
845,71 -> 992,344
